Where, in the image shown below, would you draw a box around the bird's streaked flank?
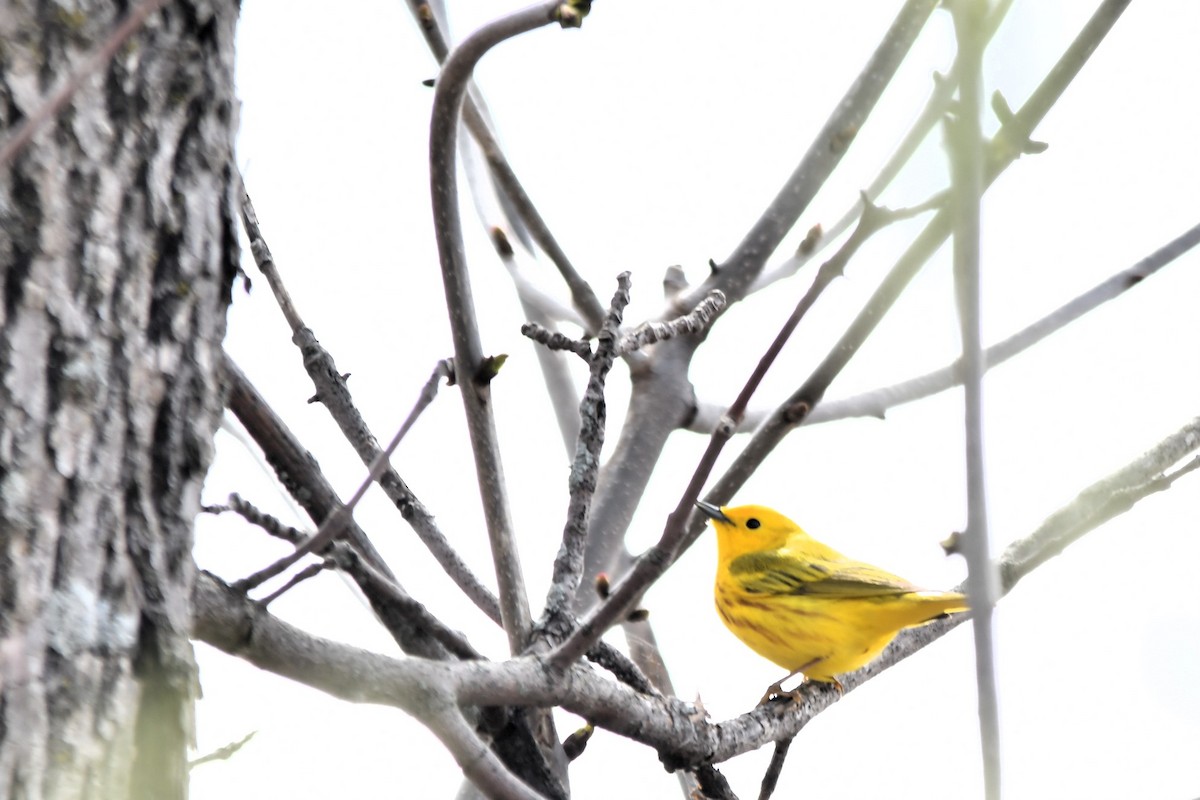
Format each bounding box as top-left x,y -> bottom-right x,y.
696,502 -> 968,702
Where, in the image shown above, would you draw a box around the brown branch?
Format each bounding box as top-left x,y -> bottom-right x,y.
259,561 -> 328,607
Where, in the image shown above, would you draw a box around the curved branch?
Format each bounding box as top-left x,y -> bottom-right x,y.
405,0 -> 607,333
430,2 -> 567,652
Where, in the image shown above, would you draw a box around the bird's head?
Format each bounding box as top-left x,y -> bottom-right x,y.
694,502 -> 805,561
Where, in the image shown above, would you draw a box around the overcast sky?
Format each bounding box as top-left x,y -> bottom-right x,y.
193,3 -> 1200,798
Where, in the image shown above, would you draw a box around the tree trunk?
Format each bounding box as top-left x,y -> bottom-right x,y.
0,2 -> 238,797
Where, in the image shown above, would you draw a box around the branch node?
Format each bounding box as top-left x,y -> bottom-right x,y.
796,224 -> 823,256
521,322 -> 593,359
562,723 -> 595,761
553,0 -> 591,28
474,353 -> 508,385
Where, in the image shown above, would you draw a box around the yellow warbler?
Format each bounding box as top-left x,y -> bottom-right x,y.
695,501 -> 967,701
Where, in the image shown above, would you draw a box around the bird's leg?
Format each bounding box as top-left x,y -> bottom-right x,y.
760,659 -> 824,704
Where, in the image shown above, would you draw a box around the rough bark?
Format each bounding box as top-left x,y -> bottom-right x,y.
0,2 -> 238,798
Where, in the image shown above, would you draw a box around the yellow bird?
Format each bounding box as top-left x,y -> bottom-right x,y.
695,501 -> 968,702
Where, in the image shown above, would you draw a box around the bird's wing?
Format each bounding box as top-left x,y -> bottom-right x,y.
727,550 -> 919,598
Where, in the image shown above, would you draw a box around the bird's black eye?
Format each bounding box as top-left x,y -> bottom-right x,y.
746,518 -> 760,530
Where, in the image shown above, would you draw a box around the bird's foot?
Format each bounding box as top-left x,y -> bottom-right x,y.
757,682 -> 785,706
758,677 -> 843,705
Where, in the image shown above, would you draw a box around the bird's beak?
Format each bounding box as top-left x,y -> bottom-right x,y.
694,500 -> 730,524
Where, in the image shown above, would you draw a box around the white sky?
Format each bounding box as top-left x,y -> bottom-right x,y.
192,2 -> 1200,798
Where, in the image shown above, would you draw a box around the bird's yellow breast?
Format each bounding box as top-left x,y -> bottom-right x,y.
701,503 -> 968,683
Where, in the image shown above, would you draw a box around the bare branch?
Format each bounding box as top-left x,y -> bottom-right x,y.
195,414 -> 1199,769
429,706 -> 548,800
704,0 -> 1135,516
617,290 -> 726,356
223,356 -> 392,577
188,732 -> 257,771
544,273 -> 631,617
521,323 -> 593,360
402,0 -> 607,333
430,2 -> 573,653
947,3 -> 1001,794
749,0 -> 1015,294
693,765 -> 738,800
699,0 -> 939,304
999,417 -> 1200,589
230,392 -> 435,594
807,219 -> 1200,424
328,545 -> 483,662
237,187 -> 503,623
209,493 -> 307,546
192,573 -> 543,798
223,356 -> 484,659
487,225 -> 585,456
757,737 -> 793,800
259,561 -> 329,607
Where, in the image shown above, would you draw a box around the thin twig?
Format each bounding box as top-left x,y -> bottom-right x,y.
807,220 -> 1200,424
259,561 -> 329,607
521,323 -> 593,360
429,1 -> 569,653
947,3 -> 1002,796
193,416 -> 1200,766
0,0 -> 171,168
486,226 -> 585,457
749,0 -> 1014,294
544,274 -> 631,617
757,737 -> 793,800
211,494 -> 307,546
548,195 -> 921,669
231,400 -> 429,593
329,544 -> 483,661
403,0 -> 607,333
188,732 -> 256,770
223,356 -> 393,577
703,0 -> 1135,517
701,0 -> 939,304
617,290 -> 727,356
237,188 -> 502,622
